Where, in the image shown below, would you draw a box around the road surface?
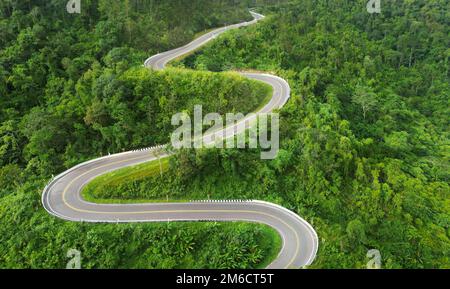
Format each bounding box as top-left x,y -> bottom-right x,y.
42,11 -> 318,269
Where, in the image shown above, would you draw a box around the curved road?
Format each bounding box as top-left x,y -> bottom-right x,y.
42,11 -> 318,269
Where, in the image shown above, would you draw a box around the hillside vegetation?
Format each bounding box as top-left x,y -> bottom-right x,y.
174,0 -> 450,268
0,0 -> 282,269
1,0 -> 448,269
88,0 -> 449,268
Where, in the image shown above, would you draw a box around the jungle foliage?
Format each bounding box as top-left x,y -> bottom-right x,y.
0,0 -> 282,269
89,0 -> 449,268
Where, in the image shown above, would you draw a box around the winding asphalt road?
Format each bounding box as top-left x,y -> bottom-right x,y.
42,11 -> 318,269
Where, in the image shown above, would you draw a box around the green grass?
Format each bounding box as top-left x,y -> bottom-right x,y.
82,158 -> 173,204
254,224 -> 283,269
253,82 -> 273,112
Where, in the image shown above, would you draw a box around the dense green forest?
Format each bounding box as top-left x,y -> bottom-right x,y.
86,0 -> 449,269
1,0 -> 448,269
174,0 -> 450,268
0,0 -> 281,268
